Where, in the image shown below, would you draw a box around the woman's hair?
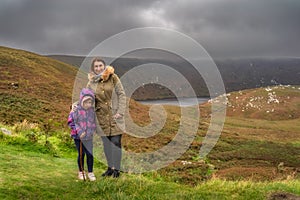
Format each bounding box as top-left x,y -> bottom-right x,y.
91,57 -> 106,73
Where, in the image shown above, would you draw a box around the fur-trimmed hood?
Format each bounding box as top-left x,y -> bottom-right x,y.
88,66 -> 115,82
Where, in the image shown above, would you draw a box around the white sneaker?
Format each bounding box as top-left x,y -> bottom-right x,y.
88,172 -> 96,181
78,171 -> 86,180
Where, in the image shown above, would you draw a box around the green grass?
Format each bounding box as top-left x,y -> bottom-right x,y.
1,138 -> 300,199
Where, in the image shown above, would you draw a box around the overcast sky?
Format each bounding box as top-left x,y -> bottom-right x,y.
0,0 -> 299,58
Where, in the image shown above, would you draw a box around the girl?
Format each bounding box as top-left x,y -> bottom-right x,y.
68,88 -> 96,181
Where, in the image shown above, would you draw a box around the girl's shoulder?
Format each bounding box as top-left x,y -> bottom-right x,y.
87,81 -> 97,91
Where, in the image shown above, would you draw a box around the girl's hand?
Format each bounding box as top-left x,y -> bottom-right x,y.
80,132 -> 86,139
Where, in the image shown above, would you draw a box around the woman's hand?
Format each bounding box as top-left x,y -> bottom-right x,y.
113,113 -> 122,119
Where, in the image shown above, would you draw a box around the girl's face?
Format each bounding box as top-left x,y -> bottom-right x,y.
93,61 -> 105,75
83,99 -> 93,110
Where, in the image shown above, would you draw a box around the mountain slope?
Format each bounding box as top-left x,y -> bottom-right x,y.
0,46 -> 77,124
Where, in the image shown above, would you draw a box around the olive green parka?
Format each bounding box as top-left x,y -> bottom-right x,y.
87,66 -> 126,136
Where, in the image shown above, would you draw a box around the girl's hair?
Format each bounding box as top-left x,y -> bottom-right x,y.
91,57 -> 106,73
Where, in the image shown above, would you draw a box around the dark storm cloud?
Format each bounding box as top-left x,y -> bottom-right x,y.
0,0 -> 299,57
152,0 -> 300,57
0,0 -> 151,54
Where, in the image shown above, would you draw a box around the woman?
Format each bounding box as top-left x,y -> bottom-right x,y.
87,57 -> 126,178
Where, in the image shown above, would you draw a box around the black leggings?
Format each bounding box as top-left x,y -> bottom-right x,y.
74,139 -> 94,173
101,135 -> 122,170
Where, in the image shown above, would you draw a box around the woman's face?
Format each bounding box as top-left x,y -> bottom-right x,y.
93,61 -> 105,74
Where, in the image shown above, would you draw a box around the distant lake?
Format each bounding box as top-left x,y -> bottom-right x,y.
138,97 -> 209,107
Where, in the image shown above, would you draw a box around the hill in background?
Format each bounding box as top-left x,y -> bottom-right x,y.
48,51 -> 300,100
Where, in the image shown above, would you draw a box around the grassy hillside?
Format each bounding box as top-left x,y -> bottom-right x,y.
122,86 -> 300,185
0,46 -> 77,125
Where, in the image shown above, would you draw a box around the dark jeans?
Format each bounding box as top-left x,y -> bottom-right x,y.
101,135 -> 122,170
74,139 -> 94,173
